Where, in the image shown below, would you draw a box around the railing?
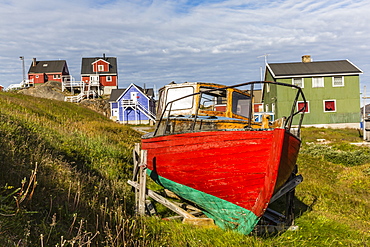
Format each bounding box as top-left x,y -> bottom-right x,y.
89,81 -> 100,86
65,93 -> 85,103
64,91 -> 97,103
153,81 -> 306,137
121,100 -> 156,121
63,81 -> 85,87
136,101 -> 156,121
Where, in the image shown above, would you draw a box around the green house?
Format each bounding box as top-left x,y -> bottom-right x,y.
263,56 -> 363,128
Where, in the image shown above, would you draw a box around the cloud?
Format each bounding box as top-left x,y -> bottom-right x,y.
1,0 -> 370,91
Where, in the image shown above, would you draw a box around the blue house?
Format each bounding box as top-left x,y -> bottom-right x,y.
109,83 -> 156,124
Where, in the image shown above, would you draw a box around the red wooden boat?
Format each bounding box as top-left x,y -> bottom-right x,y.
141,81 -> 306,234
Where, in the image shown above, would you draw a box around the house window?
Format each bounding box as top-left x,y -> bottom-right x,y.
265,104 -> 269,112
312,77 -> 324,88
98,65 -> 104,72
53,74 -> 61,79
36,75 -> 39,78
292,78 -> 304,88
324,100 -> 336,112
297,101 -> 309,113
106,76 -> 112,82
333,76 -> 344,87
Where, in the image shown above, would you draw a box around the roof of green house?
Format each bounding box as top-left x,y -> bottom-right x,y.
267,60 -> 363,78
28,60 -> 67,73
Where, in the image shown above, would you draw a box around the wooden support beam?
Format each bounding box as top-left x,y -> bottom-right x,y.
129,143 -> 214,227
138,150 -> 147,216
172,201 -> 202,213
132,143 -> 141,181
132,143 -> 140,215
128,180 -> 196,219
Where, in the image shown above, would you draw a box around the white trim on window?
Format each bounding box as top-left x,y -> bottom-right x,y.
98,65 -> 104,72
297,101 -> 309,114
312,77 -> 324,88
292,78 -> 304,88
323,99 -> 336,112
106,76 -> 112,82
332,76 -> 344,87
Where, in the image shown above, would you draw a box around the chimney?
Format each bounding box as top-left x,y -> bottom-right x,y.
103,53 -> 106,60
302,55 -> 311,63
32,58 -> 37,66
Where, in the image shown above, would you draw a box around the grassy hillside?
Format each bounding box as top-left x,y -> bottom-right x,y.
0,91 -> 369,246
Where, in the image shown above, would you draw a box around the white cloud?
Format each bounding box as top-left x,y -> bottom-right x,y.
1,0 -> 370,91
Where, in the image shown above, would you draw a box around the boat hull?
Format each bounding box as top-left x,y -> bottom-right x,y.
141,128 -> 301,234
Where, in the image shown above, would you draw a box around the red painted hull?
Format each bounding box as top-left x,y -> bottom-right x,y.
141,128 -> 301,217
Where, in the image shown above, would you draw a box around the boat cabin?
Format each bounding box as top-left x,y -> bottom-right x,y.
157,82 -> 253,120
151,81 -> 306,137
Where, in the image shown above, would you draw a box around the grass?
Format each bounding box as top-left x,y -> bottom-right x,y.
0,92 -> 142,245
0,92 -> 369,246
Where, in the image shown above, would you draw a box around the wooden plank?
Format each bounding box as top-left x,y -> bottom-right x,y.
132,143 -> 140,215
127,180 -> 196,219
132,143 -> 141,181
138,150 -> 147,216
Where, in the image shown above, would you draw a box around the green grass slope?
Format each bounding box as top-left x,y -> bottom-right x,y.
0,92 -> 143,246
0,92 -> 369,246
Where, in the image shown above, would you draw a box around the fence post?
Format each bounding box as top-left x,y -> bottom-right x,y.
138,149 -> 147,216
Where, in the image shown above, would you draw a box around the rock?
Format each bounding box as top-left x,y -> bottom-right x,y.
79,99 -> 110,117
19,81 -> 65,101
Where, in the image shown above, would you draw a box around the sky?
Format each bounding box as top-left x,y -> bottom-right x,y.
1,0 -> 370,96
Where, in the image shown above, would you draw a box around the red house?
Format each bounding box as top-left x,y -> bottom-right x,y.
28,58 -> 70,84
81,55 -> 118,95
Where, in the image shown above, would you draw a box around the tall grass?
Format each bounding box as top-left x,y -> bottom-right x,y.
0,92 -> 144,246
0,92 -> 369,246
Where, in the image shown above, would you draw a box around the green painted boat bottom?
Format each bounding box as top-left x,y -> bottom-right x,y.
147,169 -> 259,235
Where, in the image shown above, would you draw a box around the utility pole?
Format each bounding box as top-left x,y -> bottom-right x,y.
19,56 -> 25,85
362,85 -> 370,141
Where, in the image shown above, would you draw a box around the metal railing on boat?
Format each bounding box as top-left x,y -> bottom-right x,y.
153,81 -> 306,137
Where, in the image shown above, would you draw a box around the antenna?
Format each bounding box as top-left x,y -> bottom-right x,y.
257,54 -> 270,65
257,54 -> 270,81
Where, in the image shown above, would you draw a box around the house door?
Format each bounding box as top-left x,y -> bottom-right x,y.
131,92 -> 138,102
112,109 -> 119,117
90,75 -> 99,85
